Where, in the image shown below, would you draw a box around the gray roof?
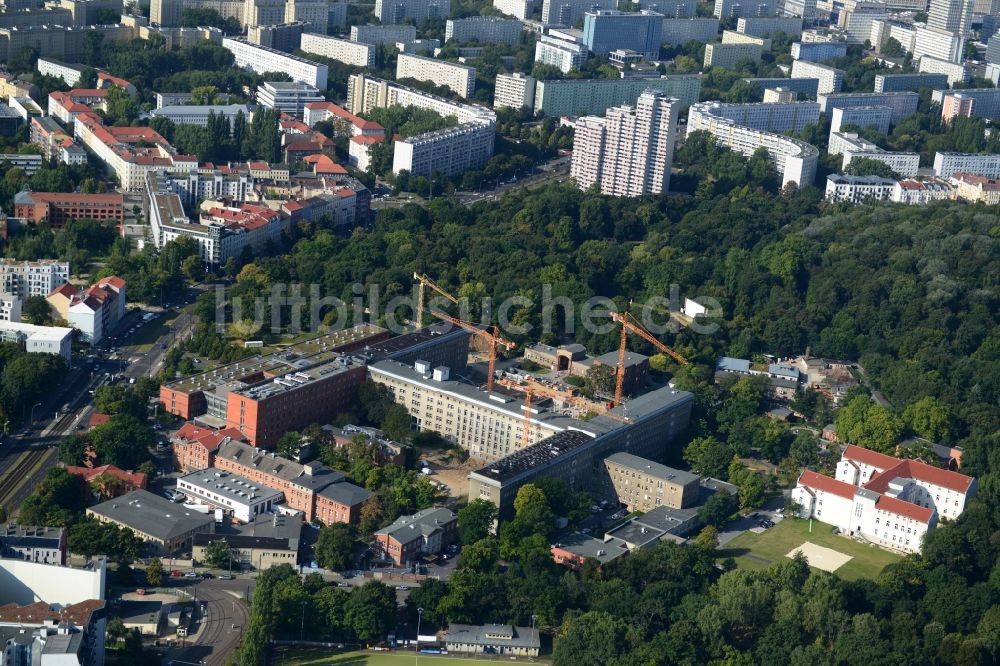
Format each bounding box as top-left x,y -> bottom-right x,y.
116,600 -> 163,625
235,512 -> 303,548
553,531 -> 629,564
0,524 -> 64,550
444,624 -> 540,650
317,480 -> 372,507
150,104 -> 252,119
40,633 -> 81,655
375,506 -> 455,542
88,490 -> 215,542
717,357 -> 751,373
607,505 -> 701,545
216,440 -> 345,493
604,452 -> 699,487
178,469 -> 284,506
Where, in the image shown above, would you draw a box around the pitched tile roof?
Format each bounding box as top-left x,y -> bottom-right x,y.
798,469 -> 857,501
875,494 -> 934,523
841,444 -> 899,471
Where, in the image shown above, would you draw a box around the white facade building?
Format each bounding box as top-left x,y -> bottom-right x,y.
689,100 -> 820,133
933,151 -> 1000,178
703,42 -> 763,68
892,177 -> 953,203
570,90 -> 680,196
494,72 -> 537,109
534,35 -> 588,73
177,470 -> 284,523
713,0 -> 778,18
257,81 -> 324,116
374,0 -> 451,24
873,72 -> 949,93
493,0 -> 533,18
825,173 -> 895,201
688,100 -> 819,187
818,91 -> 919,124
828,132 -> 920,176
737,15 -> 802,36
829,105 -> 892,135
36,58 -> 86,86
912,25 -> 963,63
0,259 -> 68,299
300,33 -> 375,67
346,75 -> 496,178
149,104 -> 252,127
396,53 -> 477,98
222,38 -> 328,89
446,16 -> 523,44
918,55 -> 969,85
790,59 -> 844,94
0,292 -> 21,322
0,321 -> 73,359
350,24 -> 417,45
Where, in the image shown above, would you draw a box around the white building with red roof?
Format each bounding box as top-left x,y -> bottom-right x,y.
793,444 -> 977,554
303,101 -> 386,139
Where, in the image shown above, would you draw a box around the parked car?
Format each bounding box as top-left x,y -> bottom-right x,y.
219,574 -> 233,580
201,572 -> 215,579
184,571 -> 199,578
170,570 -> 183,577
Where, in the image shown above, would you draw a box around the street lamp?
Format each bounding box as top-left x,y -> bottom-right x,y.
415,607 -> 424,663
530,614 -> 537,661
299,600 -> 307,642
29,402 -> 42,423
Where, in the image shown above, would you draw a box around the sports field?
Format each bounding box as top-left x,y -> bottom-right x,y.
272,647 -> 545,666
722,517 -> 901,580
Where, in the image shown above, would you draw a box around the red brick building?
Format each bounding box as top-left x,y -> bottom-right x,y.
213,439 -> 371,525
14,191 -> 124,229
171,423 -> 247,473
373,507 -> 457,566
66,464 -> 147,497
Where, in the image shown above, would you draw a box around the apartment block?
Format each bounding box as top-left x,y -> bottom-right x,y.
704,42 -> 763,69
48,88 -> 107,124
375,0 -> 450,24
687,100 -> 819,188
446,16 -> 523,44
763,86 -> 795,103
542,0 -> 616,25
695,99 -> 819,132
934,88 -> 1000,121
347,74 -> 496,178
257,81 -> 324,116
918,55 -> 968,85
0,23 -> 135,63
824,173 -> 895,202
790,40 -> 846,61
737,15 -> 802,36
222,38 -> 328,89
582,10 -> 664,60
493,0 -> 533,18
397,53 -> 477,98
533,75 -> 701,116
14,191 -> 123,229
149,104 -> 252,127
713,0 -> 777,18
600,452 -> 699,512
0,259 -> 69,298
285,0 -> 329,34
468,387 -> 695,518
29,116 -> 87,166
0,153 -> 43,175
745,76 -> 818,97
874,71 -> 949,93
721,28 -> 770,50
829,105 -> 892,135
782,0 -> 816,18
300,33 -> 375,67
534,35 -> 588,73
933,151 -> 1000,178
571,90 -> 679,196
247,22 -> 307,52
892,177 -> 952,204
350,23 -> 417,45
912,25 -> 962,63
36,57 -> 85,86
790,59 -> 844,94
837,0 -> 889,43
828,131 -> 920,177
661,17 -> 719,45
818,91 -> 919,124
494,72 -> 536,109
952,172 -> 1000,204
0,293 -> 21,322
75,113 -> 198,191
639,0 -> 695,15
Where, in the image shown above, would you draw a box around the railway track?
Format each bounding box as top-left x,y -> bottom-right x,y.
0,448 -> 49,511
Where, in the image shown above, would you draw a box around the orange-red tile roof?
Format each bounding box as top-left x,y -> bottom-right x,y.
66,463 -> 146,488
841,444 -> 899,471
875,494 -> 934,522
798,469 -> 857,501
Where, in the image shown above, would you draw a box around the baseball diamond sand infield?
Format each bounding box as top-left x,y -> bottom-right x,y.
786,541 -> 853,572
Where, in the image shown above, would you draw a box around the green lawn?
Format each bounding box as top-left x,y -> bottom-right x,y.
128,314 -> 176,352
721,517 -> 901,581
272,648 -> 544,666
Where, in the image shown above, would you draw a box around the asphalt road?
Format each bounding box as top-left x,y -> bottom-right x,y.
164,578 -> 252,666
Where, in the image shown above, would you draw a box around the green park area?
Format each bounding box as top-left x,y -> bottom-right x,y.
722,517 -> 901,581
272,647 -> 546,666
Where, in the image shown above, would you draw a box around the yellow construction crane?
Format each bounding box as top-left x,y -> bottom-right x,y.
429,309 -> 516,392
611,311 -> 689,407
413,272 -> 458,328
